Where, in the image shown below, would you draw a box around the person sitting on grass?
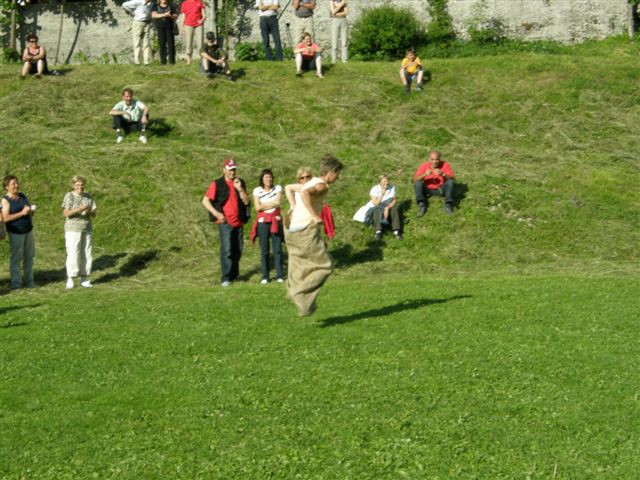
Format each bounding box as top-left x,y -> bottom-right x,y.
413,150 -> 455,217
353,175 -> 402,241
201,32 -> 232,80
294,32 -> 324,78
21,34 -> 48,79
109,87 -> 150,144
400,47 -> 423,94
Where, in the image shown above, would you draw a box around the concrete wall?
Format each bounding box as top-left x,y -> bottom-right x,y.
4,0 -> 631,64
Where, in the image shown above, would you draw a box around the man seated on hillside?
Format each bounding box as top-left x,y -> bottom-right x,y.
294,32 -> 324,78
201,32 -> 233,80
413,150 -> 455,217
109,87 -> 150,144
400,47 -> 424,95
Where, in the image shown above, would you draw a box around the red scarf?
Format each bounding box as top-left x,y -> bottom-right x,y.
250,209 -> 282,243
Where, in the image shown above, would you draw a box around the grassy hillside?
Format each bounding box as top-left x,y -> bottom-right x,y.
0,37 -> 639,287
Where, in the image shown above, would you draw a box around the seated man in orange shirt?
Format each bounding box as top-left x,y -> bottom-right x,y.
413,150 -> 455,217
400,47 -> 424,94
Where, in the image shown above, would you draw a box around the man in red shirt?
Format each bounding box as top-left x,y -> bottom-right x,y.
180,0 -> 206,65
413,150 -> 456,216
202,158 -> 250,287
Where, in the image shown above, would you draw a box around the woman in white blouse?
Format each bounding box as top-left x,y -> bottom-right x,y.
253,169 -> 284,283
353,175 -> 402,240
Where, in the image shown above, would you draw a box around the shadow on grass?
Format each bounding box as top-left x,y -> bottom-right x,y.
150,117 -> 173,138
318,295 -> 472,328
330,240 -> 384,268
1,303 -> 42,327
94,250 -> 159,284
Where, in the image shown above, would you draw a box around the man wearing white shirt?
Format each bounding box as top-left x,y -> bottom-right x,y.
123,0 -> 153,65
257,0 -> 284,61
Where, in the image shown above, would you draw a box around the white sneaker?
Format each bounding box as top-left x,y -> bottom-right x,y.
139,134 -> 148,144
66,278 -> 74,289
221,281 -> 231,288
260,279 -> 269,285
80,279 -> 93,288
276,278 -> 284,283
116,135 -> 124,144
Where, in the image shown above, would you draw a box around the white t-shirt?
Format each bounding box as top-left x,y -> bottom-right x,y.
253,185 -> 282,214
289,177 -> 327,232
256,0 -> 278,17
353,183 -> 396,223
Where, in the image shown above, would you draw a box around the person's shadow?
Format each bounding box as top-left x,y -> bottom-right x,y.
0,304 -> 42,328
319,295 -> 472,328
94,250 -> 158,284
149,117 -> 173,138
330,240 -> 384,268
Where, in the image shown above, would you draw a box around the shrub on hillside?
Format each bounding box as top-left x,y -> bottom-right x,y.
350,5 -> 425,61
426,0 -> 456,45
468,18 -> 507,45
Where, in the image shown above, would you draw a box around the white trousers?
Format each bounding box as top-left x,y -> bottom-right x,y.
331,17 -> 348,63
65,231 -> 93,278
8,230 -> 35,288
132,20 -> 152,65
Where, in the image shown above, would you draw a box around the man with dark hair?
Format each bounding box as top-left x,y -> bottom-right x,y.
413,150 -> 456,216
200,32 -> 232,80
202,158 -> 251,287
286,154 -> 343,316
109,87 -> 150,144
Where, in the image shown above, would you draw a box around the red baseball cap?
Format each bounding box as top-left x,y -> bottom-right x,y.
224,158 -> 237,170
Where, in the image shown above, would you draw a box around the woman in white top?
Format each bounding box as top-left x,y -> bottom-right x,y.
253,169 -> 284,283
354,175 -> 402,240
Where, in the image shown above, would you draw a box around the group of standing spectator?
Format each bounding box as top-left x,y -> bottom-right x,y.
1,175 -> 95,291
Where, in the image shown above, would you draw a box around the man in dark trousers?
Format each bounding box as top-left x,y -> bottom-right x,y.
202,158 -> 250,287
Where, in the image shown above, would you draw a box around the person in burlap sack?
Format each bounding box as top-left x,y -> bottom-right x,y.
285,155 -> 343,316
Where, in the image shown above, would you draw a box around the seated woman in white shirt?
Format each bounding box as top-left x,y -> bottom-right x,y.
353,175 -> 402,240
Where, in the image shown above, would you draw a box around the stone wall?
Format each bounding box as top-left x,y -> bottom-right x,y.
4,0 -> 631,64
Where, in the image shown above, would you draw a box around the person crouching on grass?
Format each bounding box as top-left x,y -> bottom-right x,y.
294,32 -> 324,78
201,32 -> 233,80
400,47 -> 424,95
62,176 -> 96,289
285,155 -> 343,316
109,87 -> 150,144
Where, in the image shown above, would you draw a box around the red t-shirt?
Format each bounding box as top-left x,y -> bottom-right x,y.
181,0 -> 204,27
296,42 -> 320,60
414,161 -> 454,189
205,179 -> 242,227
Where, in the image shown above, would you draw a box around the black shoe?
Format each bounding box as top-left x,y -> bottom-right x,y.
417,203 -> 427,217
444,204 -> 453,215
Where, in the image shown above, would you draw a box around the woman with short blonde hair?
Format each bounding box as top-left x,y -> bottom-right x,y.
62,176 -> 96,289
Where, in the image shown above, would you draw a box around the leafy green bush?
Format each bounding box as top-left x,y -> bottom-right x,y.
468,18 -> 507,45
234,42 -> 264,61
426,0 -> 456,45
350,5 -> 425,61
0,47 -> 20,64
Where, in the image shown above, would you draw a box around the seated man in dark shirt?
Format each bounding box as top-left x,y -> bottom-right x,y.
200,31 -> 232,80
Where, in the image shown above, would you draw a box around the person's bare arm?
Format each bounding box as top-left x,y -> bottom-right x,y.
300,182 -> 327,224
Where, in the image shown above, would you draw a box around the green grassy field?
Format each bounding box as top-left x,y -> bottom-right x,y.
1,36 -> 639,478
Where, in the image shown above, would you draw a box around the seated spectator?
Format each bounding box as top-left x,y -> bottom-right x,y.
109,87 -> 150,144
399,47 -> 423,94
413,150 -> 455,217
294,32 -> 323,78
353,175 -> 402,240
21,34 -> 48,79
201,32 -> 232,80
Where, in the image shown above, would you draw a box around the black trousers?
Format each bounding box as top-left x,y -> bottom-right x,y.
156,23 -> 176,64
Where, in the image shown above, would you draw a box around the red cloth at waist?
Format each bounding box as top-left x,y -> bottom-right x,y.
250,209 -> 281,243
321,204 -> 335,239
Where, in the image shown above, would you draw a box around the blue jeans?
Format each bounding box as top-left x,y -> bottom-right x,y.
414,179 -> 454,206
259,15 -> 284,61
218,223 -> 244,283
258,221 -> 284,280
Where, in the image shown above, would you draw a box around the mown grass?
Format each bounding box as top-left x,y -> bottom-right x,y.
0,36 -> 638,286
0,37 -> 639,478
1,275 -> 639,478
